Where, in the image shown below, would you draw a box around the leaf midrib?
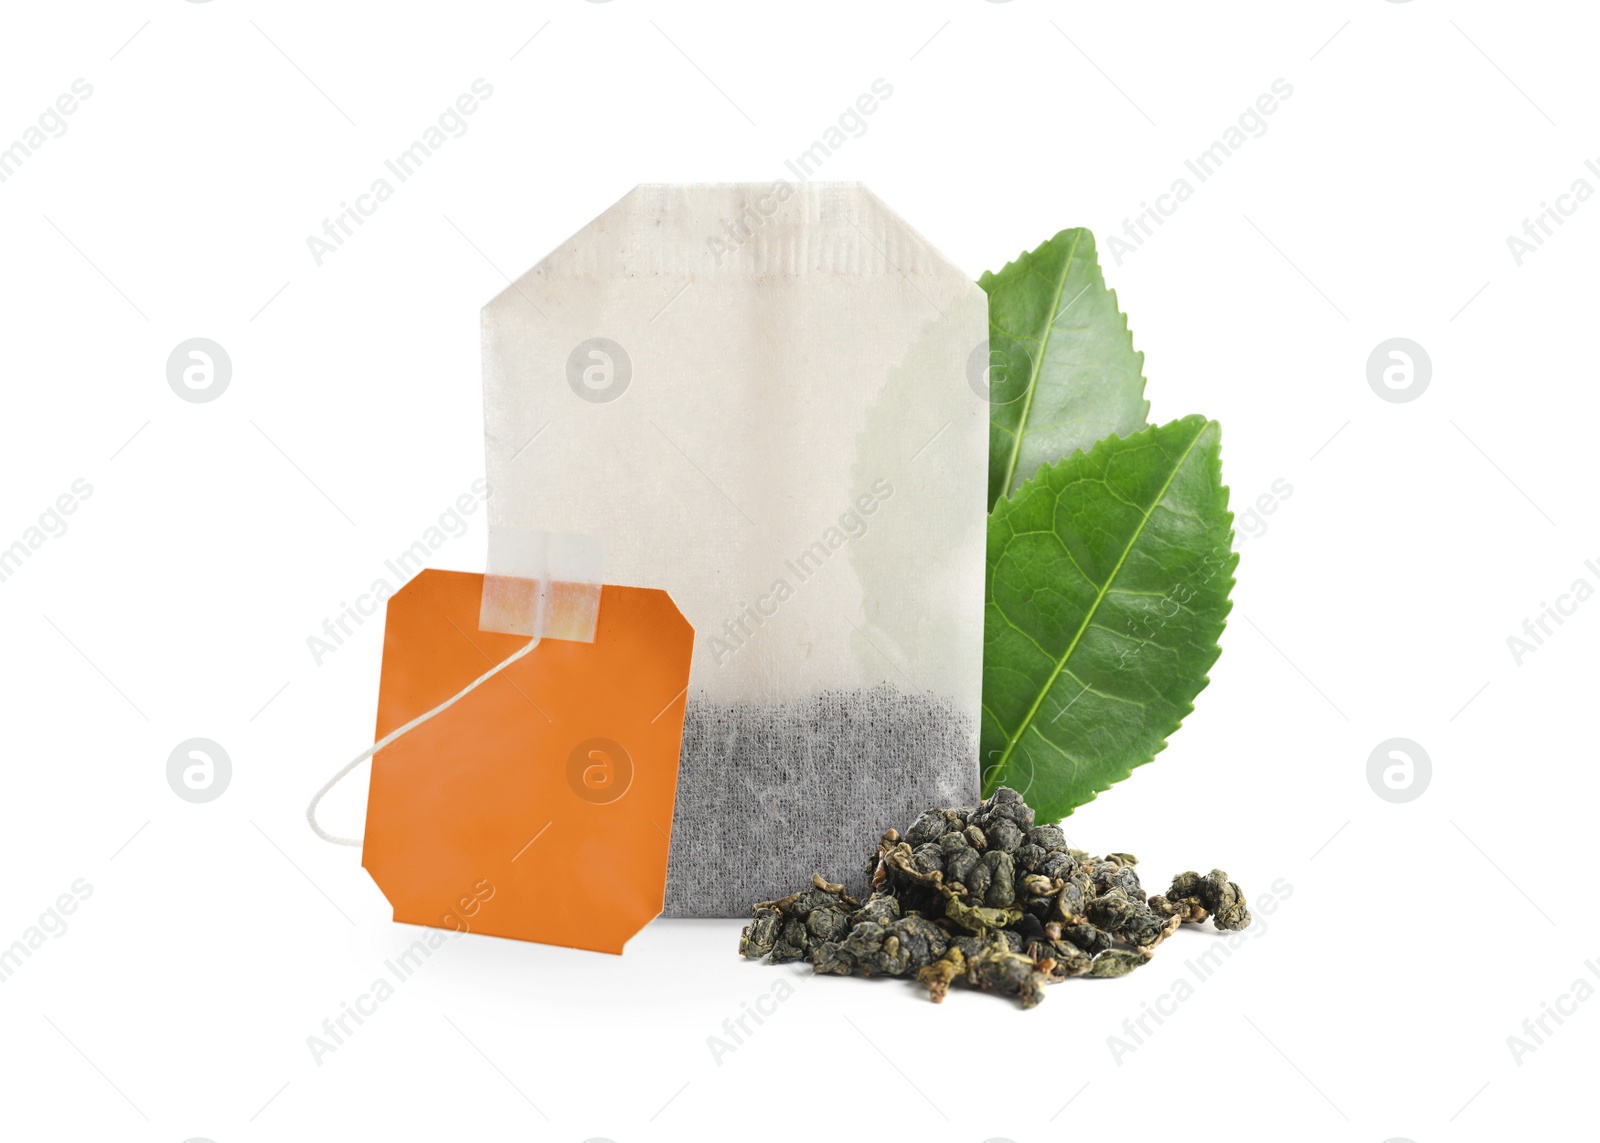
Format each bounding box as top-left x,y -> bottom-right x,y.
989,424 -> 1208,790
997,230 -> 1083,499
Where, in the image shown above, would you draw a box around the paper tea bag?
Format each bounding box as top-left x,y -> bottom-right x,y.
482,184 -> 988,916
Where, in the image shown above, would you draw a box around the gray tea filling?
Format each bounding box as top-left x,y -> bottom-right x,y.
663,685 -> 979,918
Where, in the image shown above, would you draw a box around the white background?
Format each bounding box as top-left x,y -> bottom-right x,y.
1,2 -> 1595,1141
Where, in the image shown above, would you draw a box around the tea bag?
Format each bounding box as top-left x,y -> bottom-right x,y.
481,184 -> 989,916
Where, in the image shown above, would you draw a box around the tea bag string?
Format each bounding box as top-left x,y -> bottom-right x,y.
306,637 -> 542,847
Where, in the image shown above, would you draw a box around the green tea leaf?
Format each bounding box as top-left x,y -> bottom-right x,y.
981,416 -> 1236,822
981,229 -> 1150,510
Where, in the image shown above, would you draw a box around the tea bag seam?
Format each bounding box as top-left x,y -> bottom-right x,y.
305,635 -> 541,847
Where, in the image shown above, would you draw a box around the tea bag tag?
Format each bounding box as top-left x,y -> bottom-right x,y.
363,571 -> 694,953
480,527 -> 605,642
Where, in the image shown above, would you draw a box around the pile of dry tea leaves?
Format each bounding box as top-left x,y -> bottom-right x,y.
738,786 -> 1250,1008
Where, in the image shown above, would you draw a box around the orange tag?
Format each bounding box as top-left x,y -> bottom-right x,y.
361,569 -> 693,954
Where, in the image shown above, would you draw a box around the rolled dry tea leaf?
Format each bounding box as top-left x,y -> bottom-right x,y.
1149,869 -> 1252,932
739,874 -> 858,964
916,947 -> 966,1003
964,938 -> 1051,1009
943,896 -> 1024,936
1086,948 -> 1149,978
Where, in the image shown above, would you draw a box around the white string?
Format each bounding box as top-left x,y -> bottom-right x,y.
306,637 -> 542,847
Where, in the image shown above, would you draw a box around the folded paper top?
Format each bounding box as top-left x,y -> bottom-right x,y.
500,182 -> 963,280
482,183 -> 987,706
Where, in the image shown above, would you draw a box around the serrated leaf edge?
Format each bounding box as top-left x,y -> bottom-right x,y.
982,416 -> 1237,818
979,228 -> 1151,505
